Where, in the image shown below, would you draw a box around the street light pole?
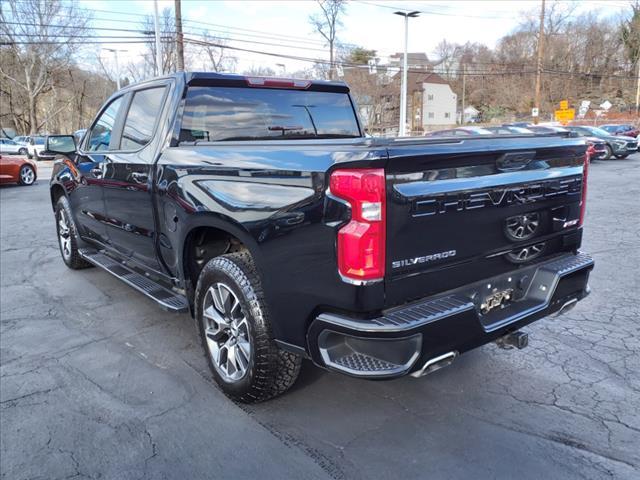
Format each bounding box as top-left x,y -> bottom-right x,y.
394,11 -> 420,137
104,48 -> 127,90
153,0 -> 162,76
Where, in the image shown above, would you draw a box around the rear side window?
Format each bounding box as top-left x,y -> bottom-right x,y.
87,96 -> 124,151
179,86 -> 360,142
120,87 -> 167,150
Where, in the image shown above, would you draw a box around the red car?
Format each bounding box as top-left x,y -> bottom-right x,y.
0,154 -> 37,186
601,124 -> 639,138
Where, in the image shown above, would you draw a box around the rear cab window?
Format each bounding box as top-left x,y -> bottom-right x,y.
179,86 -> 361,142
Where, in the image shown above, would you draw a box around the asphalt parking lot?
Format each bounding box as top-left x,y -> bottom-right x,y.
1,155 -> 639,480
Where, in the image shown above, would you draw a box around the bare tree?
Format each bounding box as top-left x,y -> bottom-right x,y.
243,66 -> 276,77
0,0 -> 91,133
309,0 -> 346,80
200,32 -> 237,72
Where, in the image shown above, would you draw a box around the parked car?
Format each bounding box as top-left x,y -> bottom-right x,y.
485,126 -> 534,135
0,154 -> 37,186
427,126 -> 493,136
0,138 -> 27,155
566,125 -> 637,159
25,135 -> 55,160
48,72 -> 594,403
12,136 -> 29,151
600,124 -> 639,138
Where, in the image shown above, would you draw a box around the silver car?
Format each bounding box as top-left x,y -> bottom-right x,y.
0,138 -> 27,155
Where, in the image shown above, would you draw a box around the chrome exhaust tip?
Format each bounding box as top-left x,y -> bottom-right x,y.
555,298 -> 578,317
410,351 -> 457,378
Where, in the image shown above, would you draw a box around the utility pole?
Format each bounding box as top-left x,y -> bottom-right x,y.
394,11 -> 420,137
175,0 -> 184,71
533,0 -> 546,125
153,0 -> 163,76
461,64 -> 466,125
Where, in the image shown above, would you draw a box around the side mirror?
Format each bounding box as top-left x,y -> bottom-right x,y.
45,135 -> 76,156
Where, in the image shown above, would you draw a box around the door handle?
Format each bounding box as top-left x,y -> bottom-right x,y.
131,172 -> 148,184
90,167 -> 103,178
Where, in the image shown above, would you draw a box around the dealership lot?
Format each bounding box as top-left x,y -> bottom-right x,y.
1,156 -> 639,479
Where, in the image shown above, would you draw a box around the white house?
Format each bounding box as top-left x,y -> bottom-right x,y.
420,73 -> 457,127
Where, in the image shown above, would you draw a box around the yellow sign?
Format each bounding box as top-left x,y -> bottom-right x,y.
559,100 -> 569,110
555,109 -> 575,125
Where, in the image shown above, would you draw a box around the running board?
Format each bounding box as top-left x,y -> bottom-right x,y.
79,249 -> 189,313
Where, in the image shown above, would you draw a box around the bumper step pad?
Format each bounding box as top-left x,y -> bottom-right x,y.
79,249 -> 188,313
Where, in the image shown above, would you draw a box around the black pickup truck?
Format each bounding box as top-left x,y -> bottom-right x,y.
48,72 -> 594,403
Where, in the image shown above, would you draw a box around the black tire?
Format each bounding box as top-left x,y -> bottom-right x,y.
27,152 -> 33,159
195,252 -> 301,403
18,147 -> 27,155
17,165 -> 36,186
55,196 -> 92,270
614,153 -> 629,159
604,145 -> 613,160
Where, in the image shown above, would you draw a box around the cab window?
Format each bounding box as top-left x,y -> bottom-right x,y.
120,87 -> 167,150
87,96 -> 124,152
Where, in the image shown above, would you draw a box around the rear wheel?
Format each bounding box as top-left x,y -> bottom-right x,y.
55,196 -> 91,270
18,165 -> 35,186
195,252 -> 301,403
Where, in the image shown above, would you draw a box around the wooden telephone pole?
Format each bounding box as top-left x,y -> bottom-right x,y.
533,0 -> 546,124
175,0 -> 185,71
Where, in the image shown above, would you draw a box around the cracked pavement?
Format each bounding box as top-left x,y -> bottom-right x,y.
1,155 -> 639,479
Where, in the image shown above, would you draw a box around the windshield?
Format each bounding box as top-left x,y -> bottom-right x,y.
584,127 -> 610,136
179,86 -> 361,142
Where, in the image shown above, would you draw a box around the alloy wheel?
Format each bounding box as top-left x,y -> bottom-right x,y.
202,282 -> 252,382
57,209 -> 72,261
20,166 -> 35,185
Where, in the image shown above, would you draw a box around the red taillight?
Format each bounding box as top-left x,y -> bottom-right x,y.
579,153 -> 589,226
330,169 -> 386,283
245,77 -> 311,89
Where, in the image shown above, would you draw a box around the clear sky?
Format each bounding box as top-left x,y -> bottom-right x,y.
79,0 -> 632,76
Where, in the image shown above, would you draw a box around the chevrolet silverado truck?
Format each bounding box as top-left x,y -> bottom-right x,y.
47,72 -> 594,403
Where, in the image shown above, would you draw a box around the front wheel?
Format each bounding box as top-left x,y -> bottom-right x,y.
195,252 -> 301,403
603,145 -> 613,160
55,196 -> 92,269
614,153 -> 629,159
18,147 -> 27,155
18,165 -> 35,186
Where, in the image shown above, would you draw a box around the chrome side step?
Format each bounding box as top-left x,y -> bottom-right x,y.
79,249 -> 188,313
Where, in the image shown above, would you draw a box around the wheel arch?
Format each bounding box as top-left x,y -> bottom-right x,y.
179,214 -> 263,310
50,183 -> 67,211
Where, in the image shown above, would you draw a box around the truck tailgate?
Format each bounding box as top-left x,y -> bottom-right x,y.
384,136 -> 587,307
